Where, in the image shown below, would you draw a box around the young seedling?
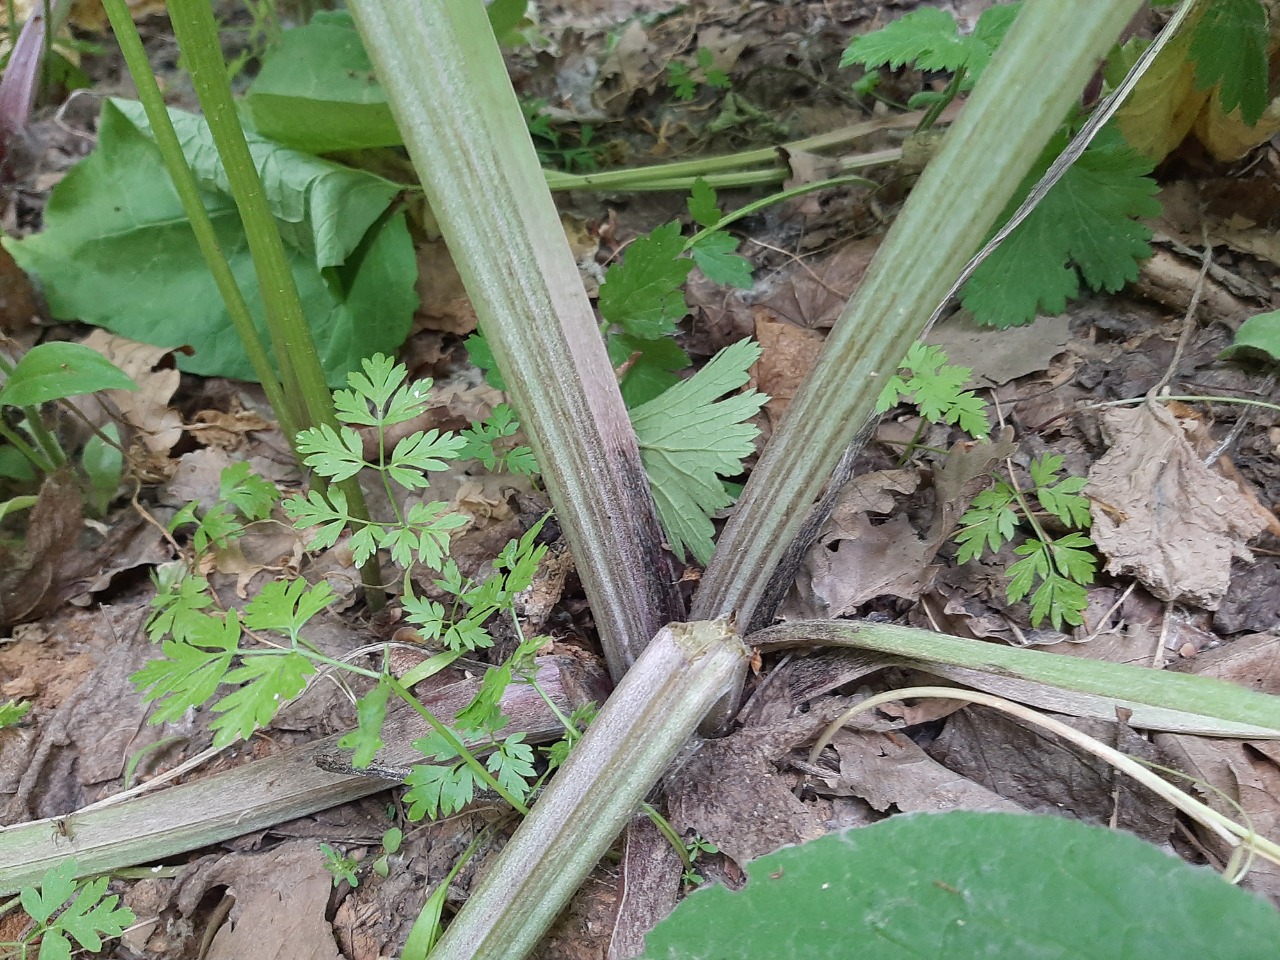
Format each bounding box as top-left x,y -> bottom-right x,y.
954,452 -> 1096,630
667,48 -> 732,102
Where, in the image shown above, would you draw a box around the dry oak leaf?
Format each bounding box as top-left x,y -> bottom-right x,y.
1088,403 -> 1269,608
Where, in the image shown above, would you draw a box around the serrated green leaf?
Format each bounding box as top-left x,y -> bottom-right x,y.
190,505 -> 244,553
667,61 -> 697,101
339,676 -> 392,768
0,341 -> 136,408
1037,476 -> 1091,528
219,462 -> 279,521
487,734 -> 535,803
630,339 -> 766,564
296,423 -> 368,481
689,231 -> 754,289
348,522 -> 383,567
146,572 -> 213,642
210,651 -> 315,747
131,611 -> 240,723
842,8 -> 969,71
341,352 -> 403,411
841,3 -> 1019,84
688,178 -> 722,228
389,429 -> 467,482
243,577 -> 336,638
404,761 -> 476,820
3,99 -> 414,386
962,130 -> 1160,328
58,885 -> 131,950
1189,0 -> 1268,125
1029,572 -> 1089,629
607,331 -> 689,407
456,662 -> 515,733
282,487 -> 350,551
0,697 -> 30,728
1007,539 -> 1051,604
598,222 -> 694,338
403,501 -> 469,569
23,860 -> 77,925
954,484 -> 1019,563
1028,452 -> 1065,488
1049,531 -> 1098,584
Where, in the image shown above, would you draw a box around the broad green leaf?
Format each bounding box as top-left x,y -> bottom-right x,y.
641,812 -> 1280,959
1189,0 -> 1268,125
4,99 -> 415,386
243,11 -> 402,154
486,0 -> 531,45
115,99 -> 397,266
598,222 -> 693,338
0,342 -> 135,408
1224,309 -> 1280,362
0,494 -> 37,523
962,129 -> 1160,328
630,339 -> 766,564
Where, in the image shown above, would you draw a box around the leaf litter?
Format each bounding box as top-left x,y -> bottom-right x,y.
2,0 -> 1280,956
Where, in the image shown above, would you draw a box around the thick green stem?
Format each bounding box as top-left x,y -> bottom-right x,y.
165,0 -> 322,431
0,421 -> 53,474
749,620 -> 1280,737
99,0 -> 297,442
542,114 -> 921,191
348,0 -> 683,677
16,405 -> 63,468
431,621 -> 749,960
154,0 -> 385,606
692,0 -> 1146,629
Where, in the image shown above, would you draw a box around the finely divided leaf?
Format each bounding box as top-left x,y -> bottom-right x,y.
243,577 -> 336,638
296,424 -> 368,482
1189,0 -> 1268,125
219,462 -> 279,521
842,8 -> 972,71
630,339 -> 766,564
131,611 -> 240,724
962,131 -> 1160,328
210,651 -> 314,747
841,3 -> 1020,81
